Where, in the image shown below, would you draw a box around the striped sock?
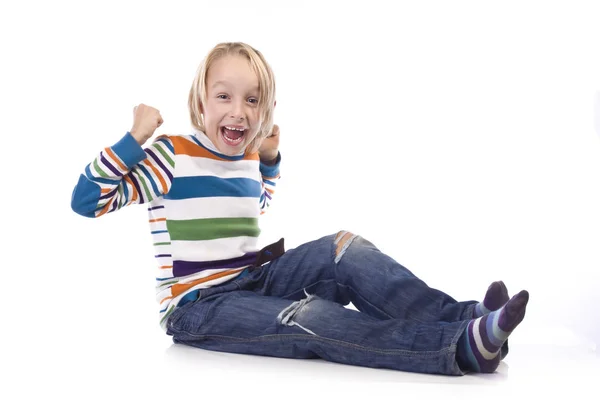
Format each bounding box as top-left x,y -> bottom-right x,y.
457,290 -> 529,373
474,281 -> 509,317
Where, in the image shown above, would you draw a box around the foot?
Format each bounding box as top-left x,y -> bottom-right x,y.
457,290 -> 529,373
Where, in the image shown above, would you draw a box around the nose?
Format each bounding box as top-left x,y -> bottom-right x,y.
230,99 -> 245,120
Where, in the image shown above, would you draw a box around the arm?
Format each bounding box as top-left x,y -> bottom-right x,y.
258,124 -> 281,214
71,104 -> 174,218
259,151 -> 281,214
70,132 -> 175,218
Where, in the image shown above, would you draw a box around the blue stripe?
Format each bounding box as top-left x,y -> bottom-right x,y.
138,163 -> 161,198
156,277 -> 173,281
85,165 -> 118,185
156,137 -> 174,154
123,178 -> 130,203
190,135 -> 246,161
263,179 -> 276,186
152,230 -> 169,234
164,176 -> 261,200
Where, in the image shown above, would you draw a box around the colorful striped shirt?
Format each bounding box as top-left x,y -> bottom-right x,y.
71,130 -> 281,330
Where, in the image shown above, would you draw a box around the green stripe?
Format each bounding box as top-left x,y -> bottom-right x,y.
153,242 -> 171,246
154,142 -> 175,168
132,169 -> 153,202
167,218 -> 260,241
160,305 -> 175,324
159,280 -> 178,288
93,159 -> 109,178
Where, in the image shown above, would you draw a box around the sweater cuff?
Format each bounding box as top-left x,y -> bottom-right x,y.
259,151 -> 281,177
112,132 -> 147,169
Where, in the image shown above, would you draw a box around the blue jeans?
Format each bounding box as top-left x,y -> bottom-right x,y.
166,232 -> 498,375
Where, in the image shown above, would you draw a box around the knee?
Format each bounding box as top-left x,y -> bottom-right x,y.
333,230 -> 375,263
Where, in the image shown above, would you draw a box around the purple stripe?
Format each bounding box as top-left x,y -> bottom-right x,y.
145,148 -> 174,182
478,315 -> 499,353
155,254 -> 171,258
470,320 -> 499,372
99,188 -> 118,200
100,153 -> 122,176
129,174 -> 145,203
148,205 -> 165,211
466,324 -> 482,371
172,252 -> 258,278
265,190 -> 272,200
109,199 -> 119,213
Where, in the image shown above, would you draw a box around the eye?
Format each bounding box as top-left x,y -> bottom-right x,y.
247,97 -> 259,104
217,94 -> 229,100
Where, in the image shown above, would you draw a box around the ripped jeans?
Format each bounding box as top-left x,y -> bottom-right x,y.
166,232 -> 496,376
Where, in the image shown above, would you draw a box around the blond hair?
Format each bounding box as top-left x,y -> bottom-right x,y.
188,42 -> 276,154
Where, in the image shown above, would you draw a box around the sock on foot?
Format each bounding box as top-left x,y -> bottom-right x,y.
457,290 -> 529,373
474,281 -> 509,317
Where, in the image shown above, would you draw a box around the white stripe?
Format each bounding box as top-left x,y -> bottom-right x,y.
155,267 -> 245,305
170,236 -> 260,262
100,150 -> 127,176
166,196 -> 259,220
174,154 -> 260,180
149,140 -> 175,168
472,318 -> 500,360
150,231 -> 171,244
156,268 -> 174,280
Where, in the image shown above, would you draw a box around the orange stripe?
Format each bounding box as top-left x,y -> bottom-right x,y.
159,265 -> 173,269
100,188 -> 111,194
170,136 -> 259,161
123,175 -> 138,203
96,199 -> 113,217
104,147 -> 127,170
170,269 -> 242,298
265,187 -> 274,194
262,174 -> 280,180
149,218 -> 167,223
143,158 -> 168,194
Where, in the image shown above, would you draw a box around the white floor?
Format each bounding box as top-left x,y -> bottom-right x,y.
8,319 -> 598,400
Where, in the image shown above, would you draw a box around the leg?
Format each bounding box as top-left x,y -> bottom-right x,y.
261,231 -> 479,323
166,289 -> 472,376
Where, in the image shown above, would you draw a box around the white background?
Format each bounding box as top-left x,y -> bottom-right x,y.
2,0 -> 599,398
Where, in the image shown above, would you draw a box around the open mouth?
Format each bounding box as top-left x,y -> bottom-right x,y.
220,126 -> 246,146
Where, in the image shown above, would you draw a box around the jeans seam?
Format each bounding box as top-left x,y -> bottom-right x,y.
170,332 -> 455,358
344,284 -> 395,319
278,284 -> 395,322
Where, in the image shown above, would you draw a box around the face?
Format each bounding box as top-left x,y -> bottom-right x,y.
202,55 -> 262,156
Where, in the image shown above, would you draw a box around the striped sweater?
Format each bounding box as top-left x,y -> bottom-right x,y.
71,130 -> 280,330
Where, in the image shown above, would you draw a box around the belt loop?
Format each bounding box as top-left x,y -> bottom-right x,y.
249,238 -> 285,271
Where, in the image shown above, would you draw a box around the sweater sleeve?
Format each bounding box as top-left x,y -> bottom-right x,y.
71,132 -> 175,218
258,151 -> 281,215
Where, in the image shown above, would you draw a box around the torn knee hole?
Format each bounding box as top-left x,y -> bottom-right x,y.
334,230 -> 358,263
277,292 -> 318,336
